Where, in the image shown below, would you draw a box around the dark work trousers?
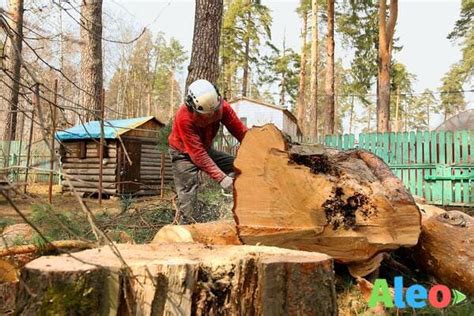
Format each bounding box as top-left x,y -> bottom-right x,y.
169,147 -> 235,224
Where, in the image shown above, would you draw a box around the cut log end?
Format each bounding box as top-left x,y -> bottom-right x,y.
16,243 -> 337,315
233,124 -> 421,263
414,209 -> 474,297
152,221 -> 242,245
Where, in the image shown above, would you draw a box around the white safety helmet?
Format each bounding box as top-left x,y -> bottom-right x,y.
185,79 -> 222,114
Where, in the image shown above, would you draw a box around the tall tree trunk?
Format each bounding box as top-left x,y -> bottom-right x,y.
3,0 -> 23,175
80,0 -> 103,121
186,0 -> 224,90
377,0 -> 398,132
323,0 -> 335,136
308,0 -> 319,140
241,4 -> 252,97
3,0 -> 23,142
297,11 -> 308,136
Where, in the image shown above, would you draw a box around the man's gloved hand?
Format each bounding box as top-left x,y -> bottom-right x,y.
219,175 -> 234,192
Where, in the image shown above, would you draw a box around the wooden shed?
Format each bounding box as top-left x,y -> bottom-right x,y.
55,116 -> 173,197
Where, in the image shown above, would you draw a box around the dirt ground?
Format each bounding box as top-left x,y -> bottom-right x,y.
0,183 -> 172,222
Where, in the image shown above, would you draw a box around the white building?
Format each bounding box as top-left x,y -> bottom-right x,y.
228,97 -> 301,140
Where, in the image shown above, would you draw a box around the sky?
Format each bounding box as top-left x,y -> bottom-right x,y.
109,0 -> 468,130
1,0 -> 468,130
110,0 -> 463,91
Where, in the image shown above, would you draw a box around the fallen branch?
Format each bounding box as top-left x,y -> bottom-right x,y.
0,240 -> 95,257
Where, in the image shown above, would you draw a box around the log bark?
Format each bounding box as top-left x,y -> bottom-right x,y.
233,124 -> 421,264
152,221 -> 241,245
414,209 -> 474,297
16,243 -> 337,315
80,0 -> 103,120
185,0 -> 223,90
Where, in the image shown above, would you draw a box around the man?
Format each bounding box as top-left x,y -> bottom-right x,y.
168,79 -> 247,224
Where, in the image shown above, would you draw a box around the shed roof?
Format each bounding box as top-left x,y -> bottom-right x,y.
56,116 -> 163,141
435,109 -> 474,131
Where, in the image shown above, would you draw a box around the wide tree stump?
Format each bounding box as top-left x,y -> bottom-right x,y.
414,209 -> 474,297
233,124 -> 421,264
16,243 -> 337,315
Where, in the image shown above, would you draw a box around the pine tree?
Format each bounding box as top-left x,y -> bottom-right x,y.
377,0 -> 398,132
186,0 -> 224,89
220,0 -> 272,99
80,0 -> 103,121
439,64 -> 466,122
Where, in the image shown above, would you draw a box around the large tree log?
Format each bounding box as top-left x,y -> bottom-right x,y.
233,124 -> 421,264
414,208 -> 474,297
152,221 -> 241,245
16,243 -> 337,315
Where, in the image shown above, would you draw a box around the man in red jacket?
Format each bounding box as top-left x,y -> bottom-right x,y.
168,79 -> 247,224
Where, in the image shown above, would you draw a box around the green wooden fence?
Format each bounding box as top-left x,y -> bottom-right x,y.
325,130 -> 474,207
0,141 -> 59,183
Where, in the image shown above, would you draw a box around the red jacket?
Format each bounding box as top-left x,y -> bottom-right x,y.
168,101 -> 247,182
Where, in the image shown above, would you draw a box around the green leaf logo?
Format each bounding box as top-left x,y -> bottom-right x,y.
451,289 -> 467,305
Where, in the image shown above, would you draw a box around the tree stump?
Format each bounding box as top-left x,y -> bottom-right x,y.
414,209 -> 474,297
16,243 -> 337,315
233,124 -> 421,264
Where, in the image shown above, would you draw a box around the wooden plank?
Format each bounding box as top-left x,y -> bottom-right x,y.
121,135 -> 159,142
343,134 -> 349,150
395,132 -> 403,179
416,131 -> 423,197
141,163 -> 172,169
423,131 -> 432,202
439,131 -> 446,164
370,133 -> 376,154
349,134 -> 355,148
382,132 -> 389,163
140,174 -> 174,180
444,132 -> 453,205
141,168 -> 173,174
141,153 -> 162,158
142,148 -> 160,154
389,132 -> 396,165
453,131 -> 462,204
63,168 -> 116,175
64,175 -> 116,182
409,131 -> 416,195
358,133 -> 365,150
62,163 -> 117,169
461,131 -> 470,204
378,132 -> 384,162
434,132 -> 446,204
446,131 -> 453,165
85,142 -> 115,150
64,180 -> 116,189
402,132 -> 409,190
62,157 -> 117,164
65,151 -> 117,159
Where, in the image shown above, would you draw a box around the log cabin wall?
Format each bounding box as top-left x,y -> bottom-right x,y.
60,140 -> 119,195
58,118 -> 173,197
119,120 -> 173,196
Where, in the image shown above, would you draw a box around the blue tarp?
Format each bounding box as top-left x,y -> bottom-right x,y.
55,116 -> 155,141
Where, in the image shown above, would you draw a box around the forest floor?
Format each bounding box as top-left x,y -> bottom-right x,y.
1,183 -> 473,315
